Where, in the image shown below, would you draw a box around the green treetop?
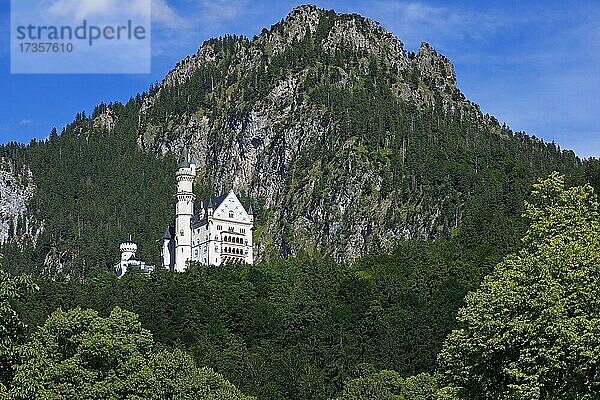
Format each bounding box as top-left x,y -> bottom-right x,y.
438,172 -> 600,399
9,307 -> 255,400
0,265 -> 37,392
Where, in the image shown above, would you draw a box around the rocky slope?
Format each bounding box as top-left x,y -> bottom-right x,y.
0,158 -> 38,246
135,4 -> 573,262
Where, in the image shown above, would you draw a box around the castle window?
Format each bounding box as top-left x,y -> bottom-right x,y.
240,228 -> 246,234
228,226 -> 234,232
229,211 -> 234,218
217,225 -> 222,230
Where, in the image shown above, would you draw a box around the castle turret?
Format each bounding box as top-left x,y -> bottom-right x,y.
174,145 -> 196,272
161,225 -> 174,270
118,235 -> 137,276
115,235 -> 155,277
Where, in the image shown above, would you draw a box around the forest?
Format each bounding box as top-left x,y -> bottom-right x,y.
2,172 -> 600,399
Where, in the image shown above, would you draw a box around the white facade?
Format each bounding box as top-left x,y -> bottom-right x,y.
161,146 -> 254,272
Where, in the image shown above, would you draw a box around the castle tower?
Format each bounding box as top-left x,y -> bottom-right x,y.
174,145 -> 197,272
161,225 -> 175,270
119,235 -> 137,276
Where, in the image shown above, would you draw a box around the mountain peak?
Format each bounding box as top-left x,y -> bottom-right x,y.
258,3 -> 324,50
142,5 -> 470,156
4,4 -> 586,282
415,41 -> 457,89
287,3 -> 321,19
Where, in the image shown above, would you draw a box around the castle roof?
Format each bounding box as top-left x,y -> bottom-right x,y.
171,190 -> 253,232
121,234 -> 134,244
210,193 -> 228,209
162,225 -> 174,240
178,145 -> 197,169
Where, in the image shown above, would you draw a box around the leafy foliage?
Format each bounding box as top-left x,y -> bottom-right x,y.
0,264 -> 37,390
336,370 -> 438,400
438,173 -> 600,399
8,306 -> 254,400
14,242 -> 492,400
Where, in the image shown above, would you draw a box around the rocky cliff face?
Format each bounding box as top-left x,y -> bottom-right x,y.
135,5 -> 489,261
0,158 -> 38,246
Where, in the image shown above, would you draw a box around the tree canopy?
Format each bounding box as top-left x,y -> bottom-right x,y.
438,173 -> 600,399
7,306 -> 254,400
336,370 -> 438,400
1,157 -> 599,400
0,264 -> 36,391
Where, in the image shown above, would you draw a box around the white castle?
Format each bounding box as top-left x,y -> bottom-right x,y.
160,145 -> 254,272
115,146 -> 254,277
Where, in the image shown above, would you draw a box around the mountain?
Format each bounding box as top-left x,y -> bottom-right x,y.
133,4 -> 581,261
0,4 -> 595,279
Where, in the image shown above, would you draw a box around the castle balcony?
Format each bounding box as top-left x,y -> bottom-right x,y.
221,233 -> 248,246
222,246 -> 248,257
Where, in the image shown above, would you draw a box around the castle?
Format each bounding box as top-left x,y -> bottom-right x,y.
115,146 -> 254,277
161,146 -> 254,272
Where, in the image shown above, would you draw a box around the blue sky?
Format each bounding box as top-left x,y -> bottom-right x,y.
1,0 -> 598,158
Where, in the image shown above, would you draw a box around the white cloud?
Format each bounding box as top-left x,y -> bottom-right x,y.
197,0 -> 249,28
44,0 -> 151,20
151,0 -> 248,32
362,1 -> 512,49
151,0 -> 188,29
38,0 -> 189,28
150,0 -> 249,58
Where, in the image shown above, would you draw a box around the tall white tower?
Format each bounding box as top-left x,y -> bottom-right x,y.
174,145 -> 197,272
